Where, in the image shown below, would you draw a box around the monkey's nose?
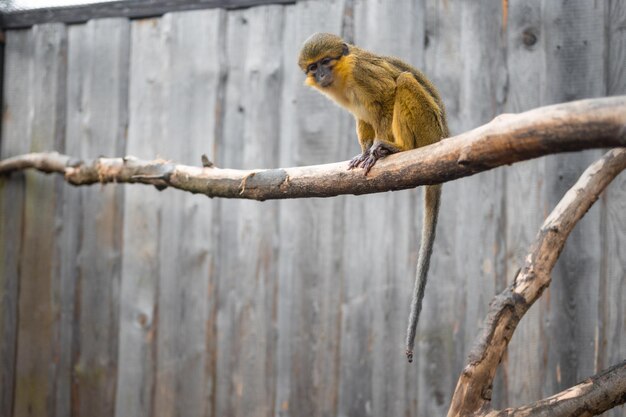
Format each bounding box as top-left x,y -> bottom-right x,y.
317,73 -> 332,87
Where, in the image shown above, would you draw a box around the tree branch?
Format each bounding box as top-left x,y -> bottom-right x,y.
0,97 -> 625,200
447,148 -> 626,417
485,360 -> 626,417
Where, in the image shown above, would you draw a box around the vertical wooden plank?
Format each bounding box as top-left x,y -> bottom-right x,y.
10,23 -> 67,417
454,0 -> 508,352
0,29 -> 33,417
445,1 -> 508,414
65,18 -> 129,417
540,0 -> 606,396
274,1 -> 347,416
115,17 -> 164,417
152,10 -> 220,417
336,2 -> 423,417
607,0 -> 626,96
54,158 -> 79,417
600,2 -> 626,416
213,6 -> 282,417
273,6 -> 296,417
418,1 -> 466,415
118,10 -> 222,417
501,0 -> 547,408
213,10 -> 249,416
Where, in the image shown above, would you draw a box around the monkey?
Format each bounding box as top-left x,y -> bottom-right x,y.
298,33 -> 448,363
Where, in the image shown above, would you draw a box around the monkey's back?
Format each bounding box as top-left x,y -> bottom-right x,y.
349,47 -> 449,139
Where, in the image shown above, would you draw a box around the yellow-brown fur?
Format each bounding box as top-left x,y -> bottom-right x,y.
298,33 -> 448,156
298,32 -> 448,362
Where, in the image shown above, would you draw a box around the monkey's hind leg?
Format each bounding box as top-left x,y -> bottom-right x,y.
392,72 -> 444,150
349,119 -> 376,170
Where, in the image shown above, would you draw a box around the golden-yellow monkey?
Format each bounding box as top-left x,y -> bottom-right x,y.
298,33 -> 448,362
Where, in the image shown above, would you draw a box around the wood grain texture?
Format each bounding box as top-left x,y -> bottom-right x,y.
115,17 -> 163,417
213,8 -> 283,417
116,11 -> 222,417
11,23 -> 67,417
274,2 -> 347,416
601,2 -> 626,416
0,29 -> 32,417
420,2 -> 465,415
65,18 -> 129,417
0,1 -> 625,416
0,0 -> 296,29
338,1 -> 423,416
455,1 -> 508,412
501,0 -> 546,408
541,0 -> 606,398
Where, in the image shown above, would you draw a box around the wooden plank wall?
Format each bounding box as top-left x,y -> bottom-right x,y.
1,1 -> 624,416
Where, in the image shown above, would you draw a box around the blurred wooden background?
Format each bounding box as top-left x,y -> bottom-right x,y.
0,0 -> 624,416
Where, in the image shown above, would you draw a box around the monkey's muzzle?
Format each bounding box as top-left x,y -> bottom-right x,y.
315,66 -> 333,87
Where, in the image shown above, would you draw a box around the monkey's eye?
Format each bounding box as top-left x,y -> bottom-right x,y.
321,58 -> 332,65
307,63 -> 318,73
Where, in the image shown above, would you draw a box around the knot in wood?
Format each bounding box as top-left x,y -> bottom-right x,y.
522,28 -> 538,47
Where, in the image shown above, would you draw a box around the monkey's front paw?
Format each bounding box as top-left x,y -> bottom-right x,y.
360,153 -> 379,175
361,144 -> 393,174
348,153 -> 369,170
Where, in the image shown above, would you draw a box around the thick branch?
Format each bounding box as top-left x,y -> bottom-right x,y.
447,148 -> 626,417
0,97 -> 625,200
484,360 -> 626,417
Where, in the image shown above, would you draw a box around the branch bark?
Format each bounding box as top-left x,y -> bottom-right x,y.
447,148 -> 626,417
485,360 -> 626,417
0,97 -> 625,200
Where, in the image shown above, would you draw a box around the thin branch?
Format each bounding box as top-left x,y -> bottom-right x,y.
447,148 -> 626,417
0,97 -> 625,200
484,360 -> 626,417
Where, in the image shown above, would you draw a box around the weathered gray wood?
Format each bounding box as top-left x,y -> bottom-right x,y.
1,2 -> 625,417
213,7 -> 283,417
274,1 -> 347,416
1,0 -> 296,29
52,24 -> 79,417
115,17 -> 164,417
417,1 -> 465,415
453,1 -> 509,411
501,0 -> 547,408
11,23 -> 67,417
273,6 -> 296,416
457,0 -> 505,360
0,28 -> 32,417
65,18 -> 129,417
213,9 -> 251,417
336,1 -> 422,416
0,31 -> 4,139
150,11 -> 220,417
54,162 -> 79,417
601,2 -> 626,416
541,0 -> 606,398
607,0 -> 626,96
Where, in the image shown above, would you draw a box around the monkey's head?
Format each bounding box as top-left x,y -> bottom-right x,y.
298,33 -> 350,88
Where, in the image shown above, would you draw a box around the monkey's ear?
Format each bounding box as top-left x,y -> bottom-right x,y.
342,43 -> 349,56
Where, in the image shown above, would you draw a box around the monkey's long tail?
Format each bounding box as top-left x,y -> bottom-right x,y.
405,184 -> 441,363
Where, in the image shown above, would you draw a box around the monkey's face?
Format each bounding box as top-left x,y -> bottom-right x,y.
298,33 -> 350,89
303,55 -> 342,88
